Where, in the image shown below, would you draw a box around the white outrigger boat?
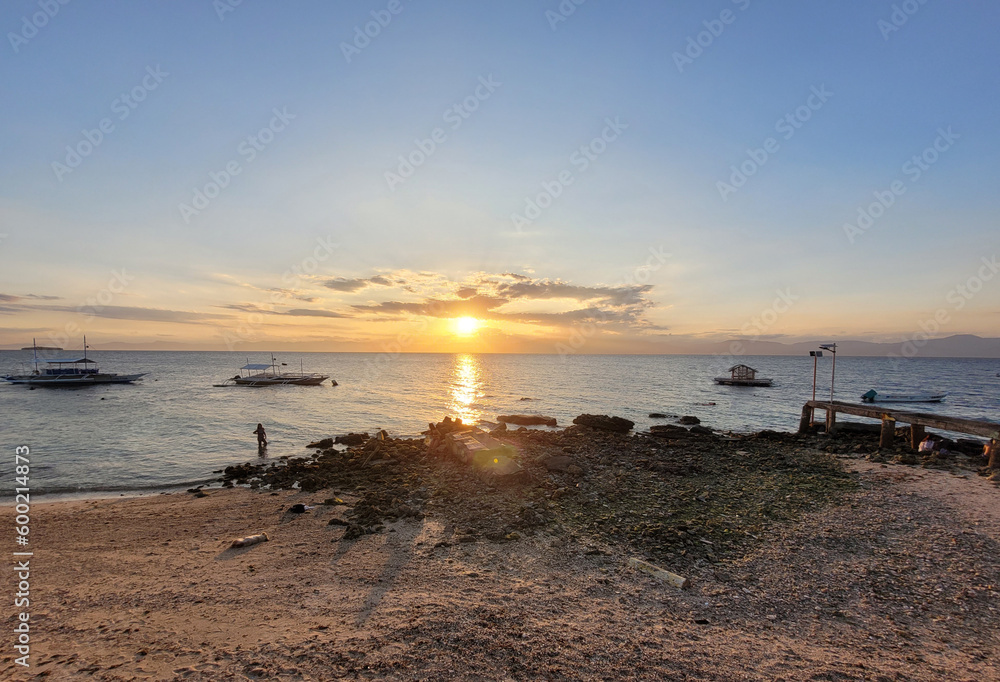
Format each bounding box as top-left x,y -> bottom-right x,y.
860,390 -> 948,404
216,355 -> 333,387
3,338 -> 145,387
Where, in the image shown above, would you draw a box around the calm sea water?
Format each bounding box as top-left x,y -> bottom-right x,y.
1,351 -> 998,497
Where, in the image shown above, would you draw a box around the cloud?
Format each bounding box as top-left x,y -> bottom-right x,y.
323,275 -> 395,293
217,303 -> 270,313
9,303 -> 227,324
492,279 -> 652,306
281,308 -> 349,318
352,294 -> 506,318
0,293 -> 61,302
70,306 -> 226,323
456,287 -> 477,299
218,303 -> 348,318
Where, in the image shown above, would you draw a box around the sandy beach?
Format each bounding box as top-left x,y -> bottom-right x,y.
5,429 -> 1000,681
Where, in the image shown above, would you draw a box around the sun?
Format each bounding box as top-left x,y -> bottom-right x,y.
454,317 -> 481,335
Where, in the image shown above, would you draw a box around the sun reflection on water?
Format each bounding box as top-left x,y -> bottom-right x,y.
449,354 -> 483,424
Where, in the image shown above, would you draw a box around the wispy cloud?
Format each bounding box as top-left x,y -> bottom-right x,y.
0,293 -> 62,302
9,303 -> 227,324
342,271 -> 659,331
280,308 -> 349,318
323,275 -> 395,293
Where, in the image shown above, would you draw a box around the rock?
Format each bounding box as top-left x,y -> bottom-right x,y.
498,414 -> 557,427
678,416 -> 700,425
572,414 -> 634,433
342,524 -> 366,540
306,438 -> 334,449
489,422 -> 508,436
690,425 -> 714,436
334,433 -> 370,446
650,424 -> 690,438
542,455 -> 574,472
649,413 -> 669,418
288,503 -> 307,514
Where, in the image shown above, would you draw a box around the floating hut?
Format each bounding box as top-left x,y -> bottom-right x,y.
714,364 -> 773,387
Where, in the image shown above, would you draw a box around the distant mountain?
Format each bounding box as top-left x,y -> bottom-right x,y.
696,334 -> 1000,358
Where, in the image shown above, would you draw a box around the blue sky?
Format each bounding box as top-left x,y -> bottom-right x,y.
1,0 -> 998,351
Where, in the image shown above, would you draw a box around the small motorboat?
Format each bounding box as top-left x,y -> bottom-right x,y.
3,338 -> 144,387
216,356 -> 333,387
860,390 -> 948,404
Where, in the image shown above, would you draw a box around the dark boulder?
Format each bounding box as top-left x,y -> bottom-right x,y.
498,414 -> 557,427
678,416 -> 700,425
541,455 -> 574,472
306,438 -> 333,449
572,414 -> 634,433
649,424 -> 690,438
335,432 -> 370,446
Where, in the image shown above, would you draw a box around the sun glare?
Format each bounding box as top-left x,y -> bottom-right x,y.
454,317 -> 480,335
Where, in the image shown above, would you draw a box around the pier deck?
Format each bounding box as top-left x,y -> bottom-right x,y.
799,400 -> 1000,449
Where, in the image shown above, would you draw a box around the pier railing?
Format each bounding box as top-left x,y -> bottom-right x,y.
799,400 -> 1000,449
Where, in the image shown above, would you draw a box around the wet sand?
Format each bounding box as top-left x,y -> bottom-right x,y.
4,456 -> 1000,680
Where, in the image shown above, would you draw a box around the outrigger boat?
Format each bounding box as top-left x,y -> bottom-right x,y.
860,390 -> 948,404
3,338 -> 145,387
216,355 -> 333,387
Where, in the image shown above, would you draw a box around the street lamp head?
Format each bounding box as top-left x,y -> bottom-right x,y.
819,343 -> 837,353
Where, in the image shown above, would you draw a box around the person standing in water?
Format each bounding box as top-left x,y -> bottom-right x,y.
253,423 -> 267,446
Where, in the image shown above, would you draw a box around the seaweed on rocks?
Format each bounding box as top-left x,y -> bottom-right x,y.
221,418 -> 868,571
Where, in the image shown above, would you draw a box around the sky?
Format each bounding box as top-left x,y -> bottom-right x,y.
1,0 -> 999,353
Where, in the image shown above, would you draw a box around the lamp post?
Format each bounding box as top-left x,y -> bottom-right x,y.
808,350 -> 823,427
819,343 -> 837,403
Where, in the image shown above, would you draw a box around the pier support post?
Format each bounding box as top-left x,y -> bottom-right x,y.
825,407 -> 836,433
910,424 -> 925,450
880,417 -> 896,449
798,405 -> 813,434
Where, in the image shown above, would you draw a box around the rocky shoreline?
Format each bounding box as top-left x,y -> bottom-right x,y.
218,414 -> 994,575
11,414 -> 1000,680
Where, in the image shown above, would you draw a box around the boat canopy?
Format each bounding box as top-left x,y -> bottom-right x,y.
240,363 -> 274,370
45,357 -> 97,364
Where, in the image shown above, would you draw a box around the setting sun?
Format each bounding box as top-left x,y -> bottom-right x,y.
454,317 -> 481,335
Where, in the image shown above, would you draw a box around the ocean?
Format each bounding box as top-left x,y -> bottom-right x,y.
1,351 -> 997,497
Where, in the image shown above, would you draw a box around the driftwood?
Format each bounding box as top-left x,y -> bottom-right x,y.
231,532 -> 269,548
628,557 -> 689,589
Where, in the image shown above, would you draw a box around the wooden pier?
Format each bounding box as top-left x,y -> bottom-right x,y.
799,400 -> 1000,450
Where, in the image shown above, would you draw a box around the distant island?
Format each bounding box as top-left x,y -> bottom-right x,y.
21,346 -> 62,351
